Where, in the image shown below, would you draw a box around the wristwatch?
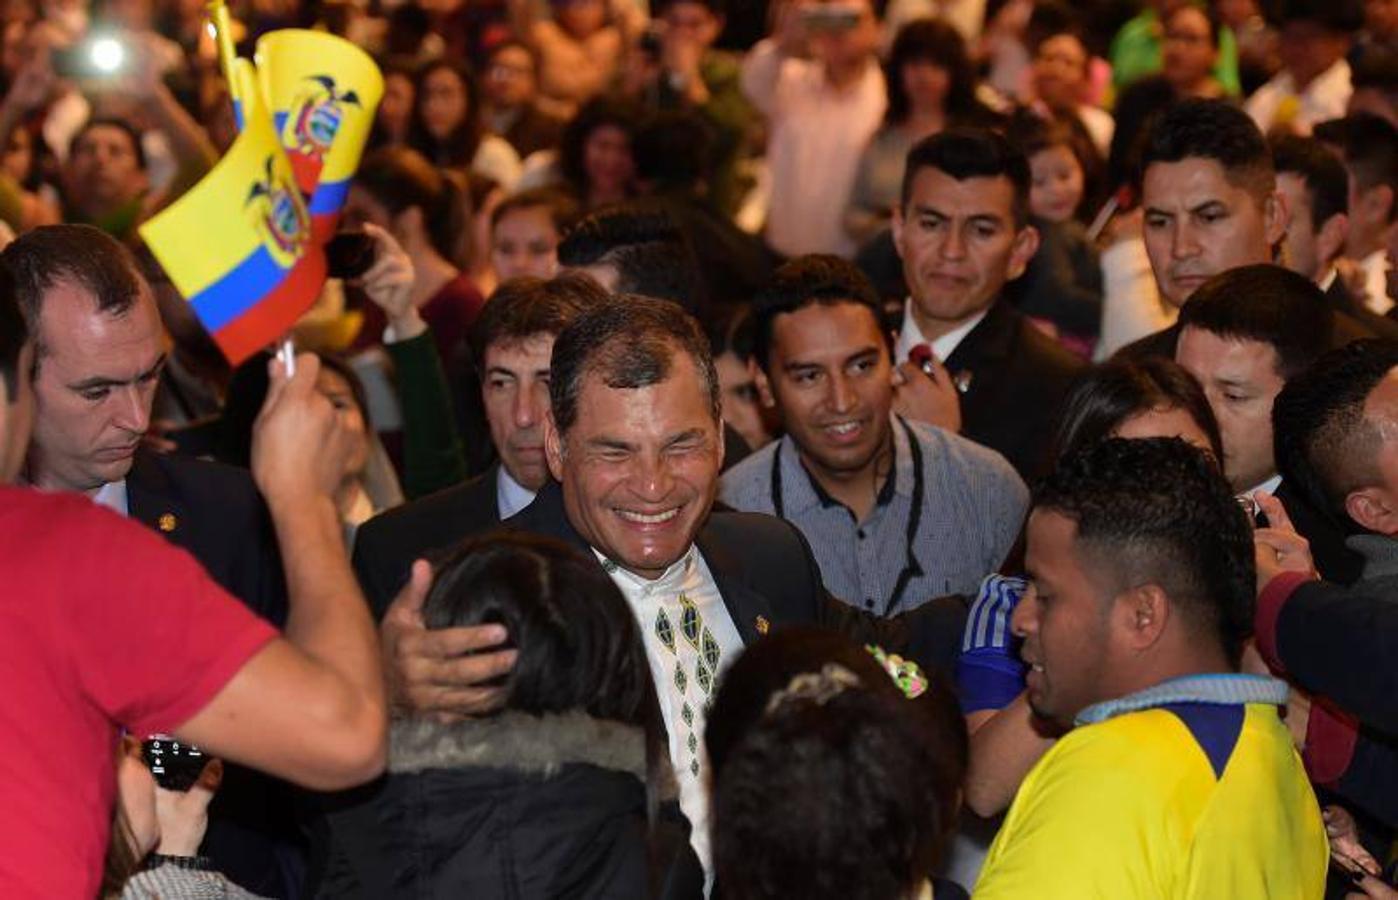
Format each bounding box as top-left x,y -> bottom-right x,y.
144,853 -> 215,872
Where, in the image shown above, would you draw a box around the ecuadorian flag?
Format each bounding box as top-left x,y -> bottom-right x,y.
139,59 -> 327,365
256,29 -> 384,242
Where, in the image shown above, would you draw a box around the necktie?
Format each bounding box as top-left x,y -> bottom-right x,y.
654,591 -> 723,778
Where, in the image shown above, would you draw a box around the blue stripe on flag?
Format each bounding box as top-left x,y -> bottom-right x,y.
309,179 -> 349,216
189,245 -> 291,333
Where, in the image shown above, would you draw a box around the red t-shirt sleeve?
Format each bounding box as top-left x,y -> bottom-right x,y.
60,503 -> 278,738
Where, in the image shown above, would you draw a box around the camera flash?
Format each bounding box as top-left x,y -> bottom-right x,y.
89,37 -> 124,73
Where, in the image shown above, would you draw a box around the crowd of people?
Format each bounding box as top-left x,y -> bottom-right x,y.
3,0 -> 1398,897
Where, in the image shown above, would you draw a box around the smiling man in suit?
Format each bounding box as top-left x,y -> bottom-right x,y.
889,128 -> 1085,479
368,294 -> 965,891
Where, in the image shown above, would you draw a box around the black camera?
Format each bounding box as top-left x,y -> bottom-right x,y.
141,735 -> 207,792
325,230 -> 378,280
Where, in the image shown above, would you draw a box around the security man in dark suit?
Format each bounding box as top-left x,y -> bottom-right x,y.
1,224 -> 294,897
886,128 -> 1085,480
362,295 -> 967,894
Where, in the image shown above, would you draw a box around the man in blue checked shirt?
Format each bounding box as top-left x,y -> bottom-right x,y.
719,254 -> 1028,617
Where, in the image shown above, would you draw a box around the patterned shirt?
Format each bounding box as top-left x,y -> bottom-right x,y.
598,547 -> 743,882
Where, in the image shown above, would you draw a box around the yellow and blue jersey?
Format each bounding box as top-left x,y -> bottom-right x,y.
975,695 -> 1327,899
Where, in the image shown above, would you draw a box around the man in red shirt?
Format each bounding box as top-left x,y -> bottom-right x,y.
0,263 -> 404,897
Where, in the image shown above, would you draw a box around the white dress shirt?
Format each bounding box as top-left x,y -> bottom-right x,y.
1244,59 -> 1352,136
894,298 -> 989,364
597,546 -> 743,885
495,468 -> 537,520
93,480 -> 129,517
741,40 -> 887,257
1358,249 -> 1395,316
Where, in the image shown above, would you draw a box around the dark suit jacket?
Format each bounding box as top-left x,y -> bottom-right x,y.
352,465 -> 503,620
127,449 -> 287,625
126,449 -> 298,898
505,483 -> 968,673
938,299 -> 1087,480
1325,275 -> 1398,342
1274,479 -> 1364,586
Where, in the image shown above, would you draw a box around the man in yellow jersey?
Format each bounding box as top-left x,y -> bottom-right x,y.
974,437 -> 1327,899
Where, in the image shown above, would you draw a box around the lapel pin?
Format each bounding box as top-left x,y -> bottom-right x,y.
157,513 -> 178,533
755,616 -> 769,635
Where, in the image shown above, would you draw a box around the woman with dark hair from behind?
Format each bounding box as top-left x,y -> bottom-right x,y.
957,357 -> 1223,821
318,532 -> 667,898
408,60 -> 523,189
1050,356 -> 1224,464
708,628 -> 969,900
844,17 -> 1001,246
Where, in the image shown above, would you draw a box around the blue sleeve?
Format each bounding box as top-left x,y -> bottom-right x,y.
956,575 -> 1028,714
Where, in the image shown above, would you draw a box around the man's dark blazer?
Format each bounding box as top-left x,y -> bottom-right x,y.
126,449 -> 297,898
502,482 -> 968,674
352,465 -> 503,620
937,299 -> 1087,479
127,448 -> 287,625
1325,274 -> 1398,342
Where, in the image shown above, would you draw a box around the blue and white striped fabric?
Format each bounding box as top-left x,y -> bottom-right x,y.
962,574 -> 1027,652
956,574 -> 1029,714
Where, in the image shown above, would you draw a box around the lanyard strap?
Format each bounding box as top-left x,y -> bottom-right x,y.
770,418 -> 926,615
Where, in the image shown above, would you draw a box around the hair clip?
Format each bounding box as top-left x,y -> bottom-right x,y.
866,645 -> 928,700
764,664 -> 862,714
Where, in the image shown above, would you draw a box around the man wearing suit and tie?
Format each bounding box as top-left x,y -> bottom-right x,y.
369,294 -> 965,892
887,128 -> 1085,480
352,273 -> 609,617
1,224 -> 295,896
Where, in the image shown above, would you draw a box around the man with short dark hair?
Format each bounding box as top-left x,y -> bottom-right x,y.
1258,344 -> 1398,737
1120,99 -> 1289,359
557,203 -> 756,466
1274,134 -> 1398,339
1315,112 -> 1398,313
558,203 -> 708,315
720,254 -> 1027,615
974,438 -> 1326,897
1173,263 -> 1366,585
890,128 -> 1085,478
1258,338 -> 1398,829
353,273 -> 606,618
4,224 -> 287,622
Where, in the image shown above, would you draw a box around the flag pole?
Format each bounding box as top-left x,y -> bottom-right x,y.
206,1 -> 296,373
207,0 -> 239,107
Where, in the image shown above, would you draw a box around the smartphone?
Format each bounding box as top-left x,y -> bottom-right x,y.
141,735 -> 207,792
802,3 -> 861,32
639,26 -> 663,60
51,36 -> 129,80
325,230 -> 377,280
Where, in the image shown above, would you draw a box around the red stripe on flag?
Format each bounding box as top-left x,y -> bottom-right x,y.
288,151 -> 324,197
212,250 -> 328,365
